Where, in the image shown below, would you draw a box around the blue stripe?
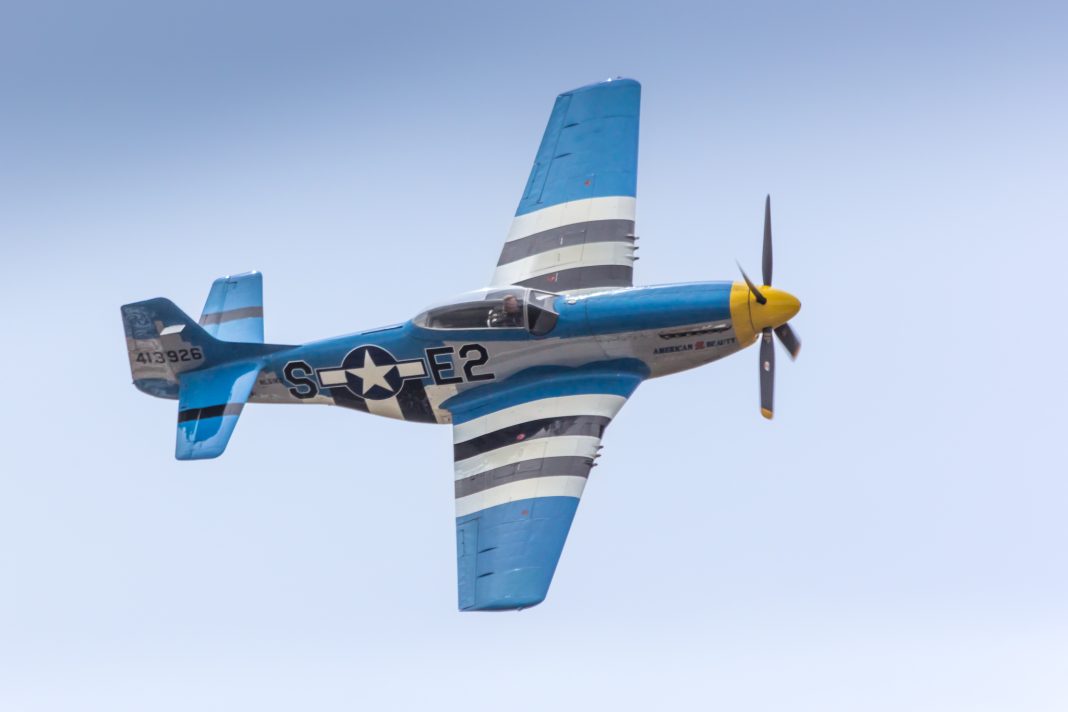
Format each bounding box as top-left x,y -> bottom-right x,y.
516,78 -> 640,217
456,496 -> 581,611
443,359 -> 646,425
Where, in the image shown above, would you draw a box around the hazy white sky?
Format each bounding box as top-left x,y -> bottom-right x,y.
2,1 -> 1066,709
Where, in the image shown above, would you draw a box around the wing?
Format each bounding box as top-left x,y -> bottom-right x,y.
444,364 -> 644,610
491,78 -> 640,293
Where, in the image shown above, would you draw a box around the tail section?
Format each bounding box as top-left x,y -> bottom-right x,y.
199,271 -> 264,343
176,360 -> 261,460
120,272 -> 293,460
120,297 -> 271,399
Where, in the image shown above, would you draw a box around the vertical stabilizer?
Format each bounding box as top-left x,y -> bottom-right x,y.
200,272 -> 264,343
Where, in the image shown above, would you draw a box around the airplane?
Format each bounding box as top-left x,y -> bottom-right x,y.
120,78 -> 802,611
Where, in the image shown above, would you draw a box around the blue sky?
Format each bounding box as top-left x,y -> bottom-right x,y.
2,1 -> 1067,709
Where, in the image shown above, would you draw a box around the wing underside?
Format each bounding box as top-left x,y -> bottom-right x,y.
445,364 -> 644,611
491,79 -> 641,293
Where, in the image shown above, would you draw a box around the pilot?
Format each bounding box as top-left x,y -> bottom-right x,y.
488,294 -> 524,327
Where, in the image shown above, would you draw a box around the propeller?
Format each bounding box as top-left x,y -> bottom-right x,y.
737,195 -> 802,419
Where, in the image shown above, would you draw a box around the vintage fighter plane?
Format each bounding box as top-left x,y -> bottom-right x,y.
121,78 -> 801,611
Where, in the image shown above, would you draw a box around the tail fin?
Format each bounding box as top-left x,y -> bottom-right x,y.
120,274 -> 293,460
120,297 -> 271,399
199,271 -> 264,343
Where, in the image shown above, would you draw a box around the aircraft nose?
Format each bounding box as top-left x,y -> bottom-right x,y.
751,287 -> 800,332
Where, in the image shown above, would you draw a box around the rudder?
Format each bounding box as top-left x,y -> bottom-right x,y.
199,272 -> 264,343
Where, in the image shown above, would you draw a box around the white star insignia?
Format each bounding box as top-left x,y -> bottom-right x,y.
347,350 -> 396,395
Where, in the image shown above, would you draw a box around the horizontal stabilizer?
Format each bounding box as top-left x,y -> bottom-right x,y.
176,361 -> 261,460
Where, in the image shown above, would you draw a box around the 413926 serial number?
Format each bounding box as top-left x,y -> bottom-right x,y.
134,348 -> 203,364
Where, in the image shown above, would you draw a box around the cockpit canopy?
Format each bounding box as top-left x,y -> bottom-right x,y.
414,288 -> 559,336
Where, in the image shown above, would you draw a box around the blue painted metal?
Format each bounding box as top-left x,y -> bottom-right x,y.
119,78 -> 793,612
446,363 -> 645,611
516,78 -> 640,217
444,360 -> 645,424
124,279 -> 737,603
455,496 -> 581,611
200,271 -> 265,343
176,361 -> 261,460
583,282 -> 733,333
456,519 -> 479,610
121,298 -> 287,364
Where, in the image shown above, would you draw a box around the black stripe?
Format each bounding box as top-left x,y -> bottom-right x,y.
497,219 -> 635,266
199,306 -> 264,326
328,386 -> 370,413
659,323 -> 731,340
396,379 -> 437,423
177,402 -> 244,423
453,415 -> 611,461
454,456 -> 593,498
516,264 -> 632,292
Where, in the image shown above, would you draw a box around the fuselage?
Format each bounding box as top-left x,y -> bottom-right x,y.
247,280 -> 790,424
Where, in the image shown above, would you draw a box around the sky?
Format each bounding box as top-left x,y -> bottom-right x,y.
2,1 -> 1067,709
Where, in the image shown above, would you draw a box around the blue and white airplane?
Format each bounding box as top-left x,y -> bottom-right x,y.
121,78 -> 801,611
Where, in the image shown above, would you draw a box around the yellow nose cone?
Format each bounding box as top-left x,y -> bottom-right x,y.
751,287 -> 801,332
729,282 -> 801,345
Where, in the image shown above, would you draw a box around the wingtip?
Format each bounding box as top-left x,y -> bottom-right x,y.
564,77 -> 641,95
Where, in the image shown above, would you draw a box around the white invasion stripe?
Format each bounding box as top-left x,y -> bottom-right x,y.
425,383 -> 459,424
506,196 -> 636,243
453,393 -> 627,443
365,396 -> 404,420
455,475 -> 587,517
397,361 -> 427,378
318,369 -> 347,386
454,435 -> 601,481
492,241 -> 636,286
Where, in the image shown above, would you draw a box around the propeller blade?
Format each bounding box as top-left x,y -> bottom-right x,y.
736,262 -> 767,304
762,194 -> 773,286
760,327 -> 774,419
774,323 -> 801,360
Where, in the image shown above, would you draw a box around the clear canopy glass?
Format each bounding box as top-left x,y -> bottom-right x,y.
414,288 -> 558,335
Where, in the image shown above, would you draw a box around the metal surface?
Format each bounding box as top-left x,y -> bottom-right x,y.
120,78 -> 805,611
